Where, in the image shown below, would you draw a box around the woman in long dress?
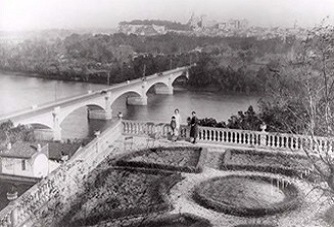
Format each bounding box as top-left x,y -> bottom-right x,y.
190,111 -> 198,144
173,109 -> 181,136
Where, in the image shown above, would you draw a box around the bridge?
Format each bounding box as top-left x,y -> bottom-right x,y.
0,66 -> 192,140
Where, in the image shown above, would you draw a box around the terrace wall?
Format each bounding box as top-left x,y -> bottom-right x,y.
0,120 -> 123,227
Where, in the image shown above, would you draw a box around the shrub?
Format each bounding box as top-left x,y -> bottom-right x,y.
220,149 -> 320,182
116,146 -> 203,173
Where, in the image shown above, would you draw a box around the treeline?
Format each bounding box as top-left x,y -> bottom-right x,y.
0,32 -> 293,92
198,104 -> 308,134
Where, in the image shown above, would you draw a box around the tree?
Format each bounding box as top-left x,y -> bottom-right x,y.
262,22 -> 334,198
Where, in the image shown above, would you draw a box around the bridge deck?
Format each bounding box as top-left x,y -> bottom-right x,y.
0,66 -> 191,122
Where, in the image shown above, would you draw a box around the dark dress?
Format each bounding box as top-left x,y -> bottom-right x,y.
190,116 -> 199,138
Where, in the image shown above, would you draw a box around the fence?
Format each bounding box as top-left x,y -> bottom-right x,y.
122,120 -> 334,155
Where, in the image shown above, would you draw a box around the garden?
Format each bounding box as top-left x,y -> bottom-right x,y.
54,145 -> 332,227
116,146 -> 204,173
220,149 -> 320,181
60,167 -> 183,226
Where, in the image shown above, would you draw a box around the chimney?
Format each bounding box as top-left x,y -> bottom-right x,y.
6,143 -> 11,150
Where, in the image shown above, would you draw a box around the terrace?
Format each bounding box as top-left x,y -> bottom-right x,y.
0,119 -> 333,227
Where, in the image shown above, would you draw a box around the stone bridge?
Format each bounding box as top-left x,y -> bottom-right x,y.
0,66 -> 192,140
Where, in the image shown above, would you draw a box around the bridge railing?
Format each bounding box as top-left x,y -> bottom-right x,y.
122,120 -> 333,155
0,65 -> 192,122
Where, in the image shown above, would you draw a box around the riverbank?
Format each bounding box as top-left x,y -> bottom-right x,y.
0,69 -> 264,96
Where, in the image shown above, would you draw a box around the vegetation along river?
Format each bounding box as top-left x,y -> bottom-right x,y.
0,72 -> 261,140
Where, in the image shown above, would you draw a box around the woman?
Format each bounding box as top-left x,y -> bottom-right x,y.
173,109 -> 181,136
190,111 -> 199,144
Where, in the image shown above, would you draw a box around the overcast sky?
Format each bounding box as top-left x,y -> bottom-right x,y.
1,0 -> 334,31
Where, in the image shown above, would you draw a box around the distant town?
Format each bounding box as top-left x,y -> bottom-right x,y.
0,13 -> 326,45
118,13 -> 312,40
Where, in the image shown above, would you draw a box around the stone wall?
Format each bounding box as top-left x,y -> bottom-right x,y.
0,120 -> 124,227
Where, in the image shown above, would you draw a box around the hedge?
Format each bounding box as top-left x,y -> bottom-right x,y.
116,146 -> 203,173
71,203 -> 171,226
123,213 -> 212,227
234,225 -> 277,227
221,149 -> 320,182
193,174 -> 302,217
70,170 -> 183,226
116,159 -> 202,173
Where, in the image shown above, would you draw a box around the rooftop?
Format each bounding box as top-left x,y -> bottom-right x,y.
0,141 -> 45,159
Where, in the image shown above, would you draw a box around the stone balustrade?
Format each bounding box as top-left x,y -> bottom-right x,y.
0,120 -> 123,227
122,120 -> 333,155
1,119 -> 332,227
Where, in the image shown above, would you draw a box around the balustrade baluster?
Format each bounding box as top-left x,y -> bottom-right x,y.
134,123 -> 138,134
329,139 -> 333,155
293,137 -> 297,150
284,136 -> 288,149
267,135 -> 271,147
297,137 -> 302,150
278,136 -> 282,148
275,136 -> 279,148
125,122 -> 129,134
324,139 -> 328,154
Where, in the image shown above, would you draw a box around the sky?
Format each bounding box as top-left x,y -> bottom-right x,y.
1,0 -> 334,31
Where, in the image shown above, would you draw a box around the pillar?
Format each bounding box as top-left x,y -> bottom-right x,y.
87,92 -> 112,120
260,123 -> 267,147
185,70 -> 189,79
52,107 -> 62,141
104,92 -> 112,120
10,202 -> 18,227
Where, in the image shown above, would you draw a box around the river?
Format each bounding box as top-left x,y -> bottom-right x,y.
0,72 -> 262,139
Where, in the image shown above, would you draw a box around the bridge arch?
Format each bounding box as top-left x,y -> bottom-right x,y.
109,90 -> 144,106
58,102 -> 106,125
13,118 -> 54,130
145,81 -> 170,95
28,123 -> 53,130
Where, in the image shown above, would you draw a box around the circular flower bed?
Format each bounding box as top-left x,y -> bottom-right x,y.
193,175 -> 301,217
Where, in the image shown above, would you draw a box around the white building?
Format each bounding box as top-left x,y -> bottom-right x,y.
0,142 -> 49,178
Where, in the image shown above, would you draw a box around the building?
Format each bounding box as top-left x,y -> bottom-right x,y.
118,24 -> 166,36
0,142 -> 49,178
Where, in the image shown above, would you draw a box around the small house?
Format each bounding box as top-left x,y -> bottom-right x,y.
0,142 -> 49,178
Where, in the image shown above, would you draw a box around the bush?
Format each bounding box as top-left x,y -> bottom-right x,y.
123,213 -> 212,227
116,146 -> 203,173
220,149 -> 320,182
67,167 -> 183,226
